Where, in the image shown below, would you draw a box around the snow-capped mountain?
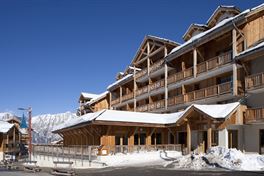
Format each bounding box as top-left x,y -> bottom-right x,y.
32,112 -> 77,144
0,112 -> 15,121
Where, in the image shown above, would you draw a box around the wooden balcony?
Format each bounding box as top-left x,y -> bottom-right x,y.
149,79 -> 165,92
197,51 -> 232,75
168,95 -> 184,107
168,82 -> 232,107
245,107 -> 264,123
136,104 -> 148,112
168,67 -> 193,85
111,98 -> 120,106
149,99 -> 165,111
135,68 -> 147,80
122,92 -> 134,102
136,86 -> 148,96
245,72 -> 264,90
149,60 -> 164,74
185,82 -> 232,102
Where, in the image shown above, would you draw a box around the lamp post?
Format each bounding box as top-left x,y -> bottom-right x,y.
18,107 -> 32,160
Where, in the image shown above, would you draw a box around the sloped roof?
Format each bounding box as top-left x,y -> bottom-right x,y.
107,74 -> 133,90
0,120 -> 14,133
182,23 -> 208,41
53,102 -> 240,133
80,92 -> 99,99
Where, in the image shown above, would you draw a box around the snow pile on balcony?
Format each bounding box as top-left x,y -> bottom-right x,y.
98,151 -> 182,167
167,147 -> 264,171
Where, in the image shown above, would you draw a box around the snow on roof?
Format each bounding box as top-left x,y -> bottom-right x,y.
207,5 -> 240,25
236,41 -> 264,58
95,110 -> 184,125
147,35 -> 180,46
107,74 -> 133,90
80,92 -> 99,99
88,91 -> 109,105
169,7 -> 252,56
128,66 -> 141,71
193,102 -> 240,119
182,23 -> 208,40
53,110 -> 105,132
54,102 -> 240,132
0,120 -> 14,133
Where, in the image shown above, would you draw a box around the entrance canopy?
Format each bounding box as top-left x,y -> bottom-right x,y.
53,102 -> 240,133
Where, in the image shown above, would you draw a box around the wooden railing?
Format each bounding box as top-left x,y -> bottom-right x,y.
168,67 -> 194,85
197,51 -> 232,74
245,107 -> 264,123
245,72 -> 264,90
136,104 -> 148,112
168,82 -> 232,107
122,92 -> 134,102
149,99 -> 165,111
135,68 -> 147,80
136,86 -> 148,96
149,79 -> 165,92
111,98 -> 120,105
149,60 -> 164,74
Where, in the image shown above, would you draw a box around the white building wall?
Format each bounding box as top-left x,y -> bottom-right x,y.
218,128 -> 228,148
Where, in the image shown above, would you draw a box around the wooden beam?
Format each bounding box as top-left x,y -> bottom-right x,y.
186,121 -> 191,154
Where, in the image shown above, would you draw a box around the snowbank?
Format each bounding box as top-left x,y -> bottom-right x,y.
167,147 -> 264,171
98,151 -> 182,167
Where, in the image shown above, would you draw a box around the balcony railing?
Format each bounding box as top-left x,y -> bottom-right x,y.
149,79 -> 165,92
197,51 -> 232,75
168,82 -> 232,107
149,60 -> 165,74
149,99 -> 165,111
245,72 -> 264,90
168,67 -> 194,85
122,92 -> 134,102
136,86 -> 148,96
245,107 -> 264,123
135,68 -> 147,80
111,98 -> 120,106
136,104 -> 148,112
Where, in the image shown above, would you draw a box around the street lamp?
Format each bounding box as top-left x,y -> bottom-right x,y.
18,107 -> 32,160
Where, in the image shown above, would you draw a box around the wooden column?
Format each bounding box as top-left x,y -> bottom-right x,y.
147,42 -> 150,76
109,92 -> 112,109
232,29 -> 238,96
186,121 -> 191,153
133,66 -> 137,111
164,48 -> 168,110
207,120 -> 212,150
193,48 -> 197,78
119,86 -> 122,103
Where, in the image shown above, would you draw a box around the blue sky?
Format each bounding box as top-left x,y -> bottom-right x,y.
0,0 -> 262,116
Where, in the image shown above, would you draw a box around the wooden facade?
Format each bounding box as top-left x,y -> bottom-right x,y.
65,4 -> 264,154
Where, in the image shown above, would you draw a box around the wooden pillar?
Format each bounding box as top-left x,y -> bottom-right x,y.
133,66 -> 137,112
119,86 -> 122,103
147,42 -> 150,76
186,121 -> 191,153
193,48 -> 197,78
13,127 -> 16,146
109,92 -> 112,109
232,29 -> 238,96
146,128 -> 152,145
207,120 -> 212,150
164,47 -> 168,110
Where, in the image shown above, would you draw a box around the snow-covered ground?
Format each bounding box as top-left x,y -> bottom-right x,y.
166,147 -> 264,171
33,147 -> 264,171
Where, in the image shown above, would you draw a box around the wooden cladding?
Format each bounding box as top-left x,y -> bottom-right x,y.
149,60 -> 164,74
149,79 -> 165,92
245,107 -> 264,124
111,98 -> 120,105
168,67 -> 193,85
136,86 -> 148,96
168,82 -> 232,107
136,99 -> 165,112
245,72 -> 264,90
135,68 -> 147,80
135,60 -> 165,80
122,92 -> 134,102
197,51 -> 232,74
